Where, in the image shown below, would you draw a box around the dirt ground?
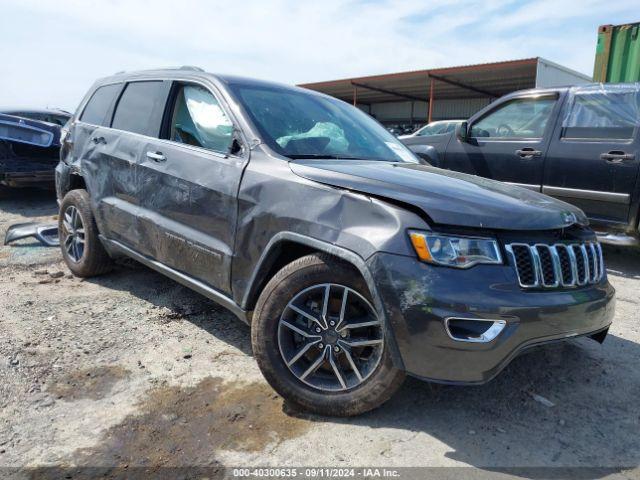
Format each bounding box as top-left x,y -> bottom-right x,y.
0,188 -> 639,479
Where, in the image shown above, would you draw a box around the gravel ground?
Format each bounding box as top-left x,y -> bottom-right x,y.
0,188 -> 639,479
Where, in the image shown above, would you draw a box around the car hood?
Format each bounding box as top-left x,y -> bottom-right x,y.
289,160 -> 588,230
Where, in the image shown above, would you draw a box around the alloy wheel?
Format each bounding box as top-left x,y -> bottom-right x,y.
277,283 -> 384,392
61,205 -> 85,262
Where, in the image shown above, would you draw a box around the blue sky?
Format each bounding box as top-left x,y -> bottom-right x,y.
0,0 -> 638,111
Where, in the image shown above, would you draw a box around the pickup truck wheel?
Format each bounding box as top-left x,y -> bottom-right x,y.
252,253 -> 405,416
58,189 -> 112,277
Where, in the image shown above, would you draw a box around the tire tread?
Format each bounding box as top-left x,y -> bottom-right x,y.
58,189 -> 112,277
252,253 -> 404,416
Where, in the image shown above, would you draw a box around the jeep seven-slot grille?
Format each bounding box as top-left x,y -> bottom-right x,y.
505,242 -> 604,289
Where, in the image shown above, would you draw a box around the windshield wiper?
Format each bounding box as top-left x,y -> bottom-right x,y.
287,154 -> 391,161
287,154 -> 356,159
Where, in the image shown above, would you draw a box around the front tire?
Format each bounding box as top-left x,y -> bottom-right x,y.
252,253 -> 405,416
58,189 -> 113,277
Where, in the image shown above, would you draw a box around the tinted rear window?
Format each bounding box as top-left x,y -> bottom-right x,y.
80,84 -> 121,126
562,90 -> 640,140
111,81 -> 165,137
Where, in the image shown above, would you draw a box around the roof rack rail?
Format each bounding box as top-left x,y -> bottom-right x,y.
113,66 -> 204,75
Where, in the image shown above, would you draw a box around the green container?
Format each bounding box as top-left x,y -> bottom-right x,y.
594,22 -> 640,83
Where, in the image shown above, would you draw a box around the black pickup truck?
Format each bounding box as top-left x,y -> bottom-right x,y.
401,83 -> 640,246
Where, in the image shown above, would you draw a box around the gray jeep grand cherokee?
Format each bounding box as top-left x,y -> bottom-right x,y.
56,67 -> 615,416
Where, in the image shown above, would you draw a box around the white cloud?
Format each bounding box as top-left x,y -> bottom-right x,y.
0,0 -> 637,110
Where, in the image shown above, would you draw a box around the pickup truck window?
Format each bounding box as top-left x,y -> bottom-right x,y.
416,122 -> 449,136
562,89 -> 640,140
168,84 -> 233,154
470,97 -> 556,139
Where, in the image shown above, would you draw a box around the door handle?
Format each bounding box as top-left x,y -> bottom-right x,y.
515,148 -> 541,158
146,151 -> 166,162
91,136 -> 106,145
600,151 -> 635,163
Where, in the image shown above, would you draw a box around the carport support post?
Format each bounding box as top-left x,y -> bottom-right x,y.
353,85 -> 358,106
427,77 -> 434,123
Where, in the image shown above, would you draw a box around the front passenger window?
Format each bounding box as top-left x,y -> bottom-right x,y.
470,97 -> 556,139
170,84 -> 233,153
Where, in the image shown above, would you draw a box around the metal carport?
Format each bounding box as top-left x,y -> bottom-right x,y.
299,57 -> 591,127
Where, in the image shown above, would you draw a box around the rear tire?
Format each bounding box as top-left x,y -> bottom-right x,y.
58,189 -> 113,277
252,253 -> 405,416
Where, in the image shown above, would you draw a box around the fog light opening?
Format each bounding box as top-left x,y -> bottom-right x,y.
445,318 -> 506,343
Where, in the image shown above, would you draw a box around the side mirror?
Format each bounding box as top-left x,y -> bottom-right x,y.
455,121 -> 469,143
411,145 -> 438,166
228,128 -> 244,156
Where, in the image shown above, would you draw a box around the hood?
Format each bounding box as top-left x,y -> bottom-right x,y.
289,160 -> 588,231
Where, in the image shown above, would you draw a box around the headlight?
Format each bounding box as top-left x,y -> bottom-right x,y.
408,231 -> 502,268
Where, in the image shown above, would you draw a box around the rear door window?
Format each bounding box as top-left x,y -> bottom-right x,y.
111,81 -> 166,137
79,84 -> 122,126
562,88 -> 640,140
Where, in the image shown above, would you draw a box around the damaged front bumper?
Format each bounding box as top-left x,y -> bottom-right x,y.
4,222 -> 59,246
369,252 -> 615,385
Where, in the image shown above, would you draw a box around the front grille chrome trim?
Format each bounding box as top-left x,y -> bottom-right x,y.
589,243 -> 599,281
578,244 -> 590,286
534,244 -> 560,288
548,245 -> 563,287
507,240 -> 604,289
555,244 -> 576,287
505,243 -> 539,288
596,243 -> 605,281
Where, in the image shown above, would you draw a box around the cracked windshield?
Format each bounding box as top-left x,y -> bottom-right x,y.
230,83 -> 418,162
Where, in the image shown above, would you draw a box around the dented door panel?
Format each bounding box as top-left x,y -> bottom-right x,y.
138,140 -> 245,294
83,129 -> 145,248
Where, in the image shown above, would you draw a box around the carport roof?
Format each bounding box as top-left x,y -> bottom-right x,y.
299,58 -> 541,104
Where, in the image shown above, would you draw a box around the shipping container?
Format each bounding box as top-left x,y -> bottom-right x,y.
594,22 -> 640,83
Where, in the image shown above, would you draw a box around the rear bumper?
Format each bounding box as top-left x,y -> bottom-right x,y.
368,252 -> 616,384
1,155 -> 57,187
1,170 -> 54,187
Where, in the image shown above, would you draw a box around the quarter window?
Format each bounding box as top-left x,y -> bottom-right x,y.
470,97 -> 556,139
168,84 -> 233,153
562,90 -> 640,140
79,84 -> 121,126
111,81 -> 165,137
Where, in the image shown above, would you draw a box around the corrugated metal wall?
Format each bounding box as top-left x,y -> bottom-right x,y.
431,98 -> 493,120
356,58 -> 590,126
366,98 -> 491,124
368,101 -> 426,122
